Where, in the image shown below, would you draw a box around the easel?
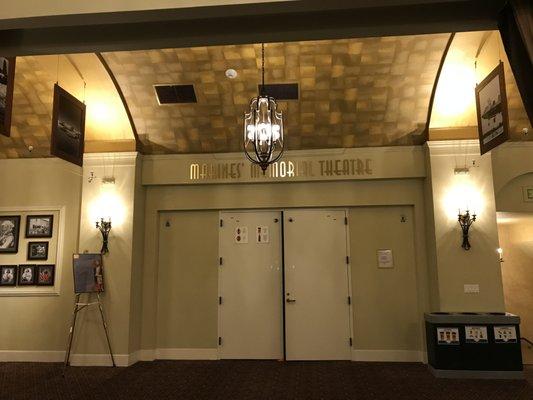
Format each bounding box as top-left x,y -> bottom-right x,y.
64,291 -> 116,369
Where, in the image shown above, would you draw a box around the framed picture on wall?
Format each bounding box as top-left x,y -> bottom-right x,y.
475,62 -> 510,155
18,265 -> 36,285
26,215 -> 53,238
36,265 -> 55,286
51,84 -> 86,166
0,265 -> 17,286
0,57 -> 16,137
0,215 -> 21,253
27,242 -> 49,260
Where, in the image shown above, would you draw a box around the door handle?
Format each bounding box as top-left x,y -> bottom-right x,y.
286,299 -> 296,303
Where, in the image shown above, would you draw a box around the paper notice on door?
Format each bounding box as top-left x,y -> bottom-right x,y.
437,327 -> 460,345
465,326 -> 488,343
494,326 -> 517,343
377,249 -> 394,268
234,226 -> 248,244
256,226 -> 270,244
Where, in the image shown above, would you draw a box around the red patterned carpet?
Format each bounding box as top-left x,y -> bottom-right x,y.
0,361 -> 531,400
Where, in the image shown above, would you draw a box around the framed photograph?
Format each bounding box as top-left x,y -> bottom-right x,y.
475,62 -> 510,155
26,215 -> 53,238
51,84 -> 86,166
0,265 -> 17,286
18,265 -> 36,285
27,241 -> 49,260
0,215 -> 21,253
73,253 -> 104,293
0,57 -> 16,137
36,265 -> 55,286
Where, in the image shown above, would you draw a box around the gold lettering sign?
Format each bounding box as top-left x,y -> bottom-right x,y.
190,158 -> 372,181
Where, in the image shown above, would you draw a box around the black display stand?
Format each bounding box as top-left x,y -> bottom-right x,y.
64,292 -> 116,369
425,312 -> 523,379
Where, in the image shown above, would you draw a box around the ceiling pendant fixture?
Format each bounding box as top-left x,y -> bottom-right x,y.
243,43 -> 284,173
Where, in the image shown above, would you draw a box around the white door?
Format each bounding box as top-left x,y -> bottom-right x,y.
218,211 -> 283,359
284,209 -> 352,360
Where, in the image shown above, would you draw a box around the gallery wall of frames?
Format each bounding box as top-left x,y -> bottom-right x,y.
0,209 -> 61,295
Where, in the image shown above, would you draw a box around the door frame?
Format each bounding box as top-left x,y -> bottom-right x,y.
217,207 -> 354,361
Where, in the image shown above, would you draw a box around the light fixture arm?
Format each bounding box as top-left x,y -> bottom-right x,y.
96,218 -> 112,254
458,210 -> 476,250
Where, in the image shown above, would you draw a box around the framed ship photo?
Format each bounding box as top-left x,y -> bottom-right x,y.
0,57 -> 15,137
51,84 -> 86,166
475,62 -> 510,155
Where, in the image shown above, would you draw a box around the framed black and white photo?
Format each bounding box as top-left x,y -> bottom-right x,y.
26,215 -> 53,238
475,62 -> 510,155
51,84 -> 86,166
73,253 -> 104,293
0,265 -> 17,286
0,57 -> 16,137
18,265 -> 36,285
0,215 -> 21,253
36,265 -> 55,286
27,242 -> 49,260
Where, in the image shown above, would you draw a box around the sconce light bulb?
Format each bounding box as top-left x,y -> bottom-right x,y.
497,248 -> 503,255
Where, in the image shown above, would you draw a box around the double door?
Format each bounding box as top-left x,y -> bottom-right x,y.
218,209 -> 352,360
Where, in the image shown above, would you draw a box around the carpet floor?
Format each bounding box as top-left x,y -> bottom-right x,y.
0,361 -> 532,400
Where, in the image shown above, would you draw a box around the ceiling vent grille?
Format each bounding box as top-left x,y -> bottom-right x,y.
154,84 -> 197,104
258,83 -> 299,100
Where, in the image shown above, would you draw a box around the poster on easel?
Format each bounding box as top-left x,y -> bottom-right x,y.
72,253 -> 104,293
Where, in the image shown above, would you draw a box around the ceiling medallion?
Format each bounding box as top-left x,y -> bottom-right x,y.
243,43 -> 284,173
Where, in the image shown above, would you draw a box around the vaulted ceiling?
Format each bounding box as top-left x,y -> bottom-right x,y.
0,31 -> 530,159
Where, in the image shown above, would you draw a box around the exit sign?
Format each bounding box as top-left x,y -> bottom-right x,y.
523,187 -> 533,202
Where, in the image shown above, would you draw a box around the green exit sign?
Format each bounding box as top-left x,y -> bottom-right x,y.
523,187 -> 533,202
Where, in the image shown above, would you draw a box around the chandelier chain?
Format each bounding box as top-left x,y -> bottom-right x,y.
261,43 -> 265,95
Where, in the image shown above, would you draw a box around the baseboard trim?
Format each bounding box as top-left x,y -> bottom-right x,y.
0,350 -> 135,366
155,348 -> 218,360
352,350 -> 424,362
0,351 -> 64,363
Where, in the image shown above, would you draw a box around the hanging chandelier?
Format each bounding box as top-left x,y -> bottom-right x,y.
243,43 -> 284,173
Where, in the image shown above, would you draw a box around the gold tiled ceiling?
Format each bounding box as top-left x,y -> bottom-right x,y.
102,34 -> 450,154
0,56 -> 54,159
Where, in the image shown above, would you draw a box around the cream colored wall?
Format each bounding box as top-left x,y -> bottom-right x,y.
426,141 -> 505,311
0,158 -> 81,353
76,152 -> 141,357
350,206 -> 421,351
157,211 -> 219,349
497,216 -> 533,364
142,178 -> 431,353
154,205 -> 424,354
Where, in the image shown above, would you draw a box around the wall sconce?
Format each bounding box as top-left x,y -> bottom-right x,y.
497,248 -> 504,262
458,210 -> 476,250
96,218 -> 112,254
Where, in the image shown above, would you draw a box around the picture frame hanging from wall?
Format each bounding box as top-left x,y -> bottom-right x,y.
36,265 -> 55,286
51,84 -> 86,166
0,57 -> 16,137
26,215 -> 53,238
0,215 -> 21,253
27,242 -> 49,260
0,265 -> 17,286
18,265 -> 36,285
475,62 -> 510,155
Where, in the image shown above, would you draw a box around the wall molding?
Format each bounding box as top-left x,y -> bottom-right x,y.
351,349 -> 425,363
1,349 -> 425,364
426,139 -> 481,156
0,351 -> 134,366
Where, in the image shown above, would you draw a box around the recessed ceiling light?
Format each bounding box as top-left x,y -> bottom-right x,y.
225,69 -> 238,79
